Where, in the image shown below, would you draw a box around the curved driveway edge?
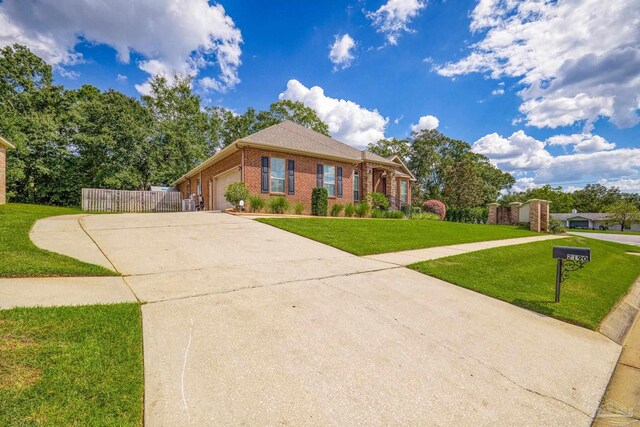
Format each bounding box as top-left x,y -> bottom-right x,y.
30,214 -> 116,271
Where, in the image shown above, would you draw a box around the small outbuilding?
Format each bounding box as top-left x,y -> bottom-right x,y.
0,135 -> 15,205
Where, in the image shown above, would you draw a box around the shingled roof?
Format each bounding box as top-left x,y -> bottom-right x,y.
239,121 -> 396,165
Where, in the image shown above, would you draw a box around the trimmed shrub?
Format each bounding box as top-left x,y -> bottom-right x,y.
422,199 -> 446,220
354,201 -> 370,218
445,207 -> 488,224
224,182 -> 250,210
372,209 -> 404,219
330,203 -> 344,217
412,212 -> 441,221
549,217 -> 565,234
311,187 -> 328,216
367,192 -> 390,210
344,203 -> 355,217
247,194 -> 266,213
292,202 -> 305,215
268,196 -> 289,214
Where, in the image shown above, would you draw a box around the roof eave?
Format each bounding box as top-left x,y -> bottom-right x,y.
171,142 -> 240,186
237,140 -> 361,164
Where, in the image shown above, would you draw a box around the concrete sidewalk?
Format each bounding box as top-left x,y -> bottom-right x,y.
364,234 -> 565,265
0,276 -> 136,309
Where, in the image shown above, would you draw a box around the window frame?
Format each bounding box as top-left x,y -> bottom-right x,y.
270,157 -> 286,194
353,171 -> 360,201
400,180 -> 408,203
323,165 -> 336,197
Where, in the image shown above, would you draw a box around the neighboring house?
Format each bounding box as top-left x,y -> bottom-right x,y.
172,121 -> 415,212
0,135 -> 15,205
551,210 -> 640,232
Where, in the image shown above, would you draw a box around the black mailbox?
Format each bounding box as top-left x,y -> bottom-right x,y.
552,246 -> 591,262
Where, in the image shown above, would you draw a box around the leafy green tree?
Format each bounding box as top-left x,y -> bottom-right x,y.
605,200 -> 640,231
572,183 -> 621,212
442,157 -> 484,208
366,137 -> 411,160
257,99 -> 329,136
142,75 -> 209,186
501,184 -> 575,213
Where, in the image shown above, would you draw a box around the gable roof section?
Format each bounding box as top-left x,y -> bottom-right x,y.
551,213 -> 608,221
0,135 -> 15,149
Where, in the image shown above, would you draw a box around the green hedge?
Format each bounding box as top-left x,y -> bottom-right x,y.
311,187 -> 328,216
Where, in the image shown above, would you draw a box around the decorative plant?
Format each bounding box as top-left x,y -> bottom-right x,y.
311,187 -> 328,216
422,199 -> 446,220
247,194 -> 266,213
293,202 -> 305,215
367,192 -> 389,210
330,203 -> 344,217
268,196 -> 289,214
411,212 -> 441,221
372,209 -> 404,219
344,203 -> 355,217
224,182 -> 250,211
354,201 -> 370,218
548,217 -> 565,234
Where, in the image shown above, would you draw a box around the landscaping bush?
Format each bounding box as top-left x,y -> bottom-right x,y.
311,187 -> 328,216
247,194 -> 266,213
268,196 -> 289,214
292,202 -> 305,215
354,201 -> 370,218
367,192 -> 390,210
344,203 -> 355,217
422,199 -> 446,220
330,203 -> 344,217
372,209 -> 404,219
412,212 -> 441,221
445,207 -> 488,224
224,182 -> 250,210
549,217 -> 565,234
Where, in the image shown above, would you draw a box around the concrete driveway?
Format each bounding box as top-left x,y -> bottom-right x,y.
41,213 -> 621,425
569,231 -> 640,246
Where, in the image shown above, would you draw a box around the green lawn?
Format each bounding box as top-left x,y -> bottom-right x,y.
0,303 -> 143,426
0,203 -> 117,277
257,217 -> 538,256
409,236 -> 640,329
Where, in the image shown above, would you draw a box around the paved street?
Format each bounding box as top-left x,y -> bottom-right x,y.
569,231 -> 640,247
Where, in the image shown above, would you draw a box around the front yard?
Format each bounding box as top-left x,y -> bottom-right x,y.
0,303 -> 143,426
0,204 -> 117,277
257,217 -> 538,256
410,236 -> 640,329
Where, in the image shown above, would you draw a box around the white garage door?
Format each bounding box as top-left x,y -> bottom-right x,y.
215,168 -> 241,210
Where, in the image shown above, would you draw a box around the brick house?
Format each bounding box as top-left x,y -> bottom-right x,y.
0,135 -> 15,205
172,121 -> 415,212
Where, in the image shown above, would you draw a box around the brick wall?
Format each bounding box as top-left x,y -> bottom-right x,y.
0,146 -> 6,205
244,147 -> 356,213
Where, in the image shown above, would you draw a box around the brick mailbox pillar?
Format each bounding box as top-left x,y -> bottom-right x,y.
488,203 -> 499,225
528,199 -> 550,232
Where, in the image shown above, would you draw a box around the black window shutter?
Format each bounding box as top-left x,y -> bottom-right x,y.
317,164 -> 323,188
337,167 -> 343,197
288,160 -> 295,195
261,157 -> 269,193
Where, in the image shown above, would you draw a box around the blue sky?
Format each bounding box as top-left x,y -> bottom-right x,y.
1,0 -> 639,192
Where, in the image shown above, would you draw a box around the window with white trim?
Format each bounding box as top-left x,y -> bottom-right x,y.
353,171 -> 360,201
400,180 -> 408,203
270,157 -> 285,193
323,165 -> 336,197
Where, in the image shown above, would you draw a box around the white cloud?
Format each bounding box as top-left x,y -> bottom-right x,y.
411,115 -> 439,132
491,88 -> 504,96
279,79 -> 388,149
512,177 -> 540,193
546,133 -> 616,154
473,130 -> 640,191
0,0 -> 243,95
116,74 -> 128,83
436,0 -> 640,129
329,34 -> 356,70
598,178 -> 640,192
366,0 -> 426,45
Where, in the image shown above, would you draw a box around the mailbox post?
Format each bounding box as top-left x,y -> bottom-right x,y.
552,246 -> 591,303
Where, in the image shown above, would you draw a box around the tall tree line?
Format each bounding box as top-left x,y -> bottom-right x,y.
0,45 -> 327,206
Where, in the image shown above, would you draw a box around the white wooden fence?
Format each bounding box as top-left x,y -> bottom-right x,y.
82,188 -> 181,212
